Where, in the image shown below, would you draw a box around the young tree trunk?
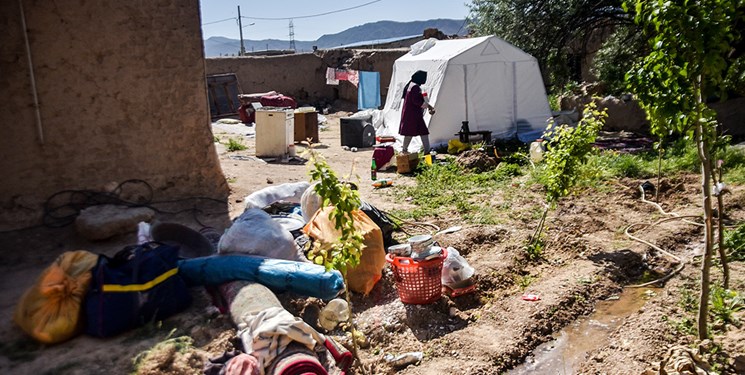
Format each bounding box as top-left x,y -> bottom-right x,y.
696,120 -> 715,341
530,205 -> 550,246
716,193 -> 729,289
713,162 -> 730,289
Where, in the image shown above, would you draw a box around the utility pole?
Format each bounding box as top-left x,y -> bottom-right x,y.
237,5 -> 246,56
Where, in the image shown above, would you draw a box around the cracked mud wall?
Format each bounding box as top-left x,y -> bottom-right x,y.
205,49 -> 407,107
0,0 -> 228,227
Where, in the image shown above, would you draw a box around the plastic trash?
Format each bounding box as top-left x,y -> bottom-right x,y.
137,222 -> 152,245
441,247 -> 475,287
521,293 -> 541,301
384,352 -> 423,369
318,298 -> 349,331
243,181 -> 310,211
300,182 -> 322,223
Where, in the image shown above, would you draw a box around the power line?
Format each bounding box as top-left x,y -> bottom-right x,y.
203,17 -> 235,26
239,0 -> 383,21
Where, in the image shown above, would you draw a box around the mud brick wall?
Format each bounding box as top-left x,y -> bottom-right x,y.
205,49 -> 408,107
0,0 -> 228,228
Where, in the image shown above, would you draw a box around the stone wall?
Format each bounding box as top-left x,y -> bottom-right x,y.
205,49 -> 408,108
0,0 -> 228,228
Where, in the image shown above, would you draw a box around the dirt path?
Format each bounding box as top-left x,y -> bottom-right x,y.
1,113 -> 743,374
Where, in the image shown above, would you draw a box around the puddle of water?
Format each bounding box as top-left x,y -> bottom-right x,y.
509,288 -> 659,375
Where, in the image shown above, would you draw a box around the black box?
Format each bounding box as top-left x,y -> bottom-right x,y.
340,115 -> 375,148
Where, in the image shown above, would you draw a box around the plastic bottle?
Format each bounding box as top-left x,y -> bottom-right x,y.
319,298 -> 350,331
371,158 -> 377,180
372,179 -> 393,188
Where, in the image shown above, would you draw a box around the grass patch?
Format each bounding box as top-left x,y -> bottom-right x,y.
226,138 -> 247,152
392,161 -> 522,222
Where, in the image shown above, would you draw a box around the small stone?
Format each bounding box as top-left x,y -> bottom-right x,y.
266,178 -> 274,184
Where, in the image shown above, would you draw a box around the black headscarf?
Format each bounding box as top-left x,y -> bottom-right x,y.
402,70 -> 428,98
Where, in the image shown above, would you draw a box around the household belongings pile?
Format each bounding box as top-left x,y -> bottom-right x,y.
13,181 -> 396,373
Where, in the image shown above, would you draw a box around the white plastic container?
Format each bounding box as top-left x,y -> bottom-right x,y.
319,298 -> 349,331
529,139 -> 546,163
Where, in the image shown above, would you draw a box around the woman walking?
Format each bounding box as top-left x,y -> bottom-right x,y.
399,70 -> 435,154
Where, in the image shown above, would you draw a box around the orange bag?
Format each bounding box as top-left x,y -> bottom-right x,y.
304,208 -> 385,295
14,250 -> 98,344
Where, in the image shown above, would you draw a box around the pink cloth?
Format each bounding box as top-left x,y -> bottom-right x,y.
373,145 -> 394,170
399,83 -> 428,136
334,69 -> 359,87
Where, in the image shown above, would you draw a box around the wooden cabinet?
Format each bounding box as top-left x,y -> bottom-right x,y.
293,111 -> 318,143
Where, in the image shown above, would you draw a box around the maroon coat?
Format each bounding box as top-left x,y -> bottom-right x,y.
399,83 -> 429,136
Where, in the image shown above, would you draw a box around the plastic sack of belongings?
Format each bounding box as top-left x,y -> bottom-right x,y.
303,207 -> 386,295
14,250 -> 99,344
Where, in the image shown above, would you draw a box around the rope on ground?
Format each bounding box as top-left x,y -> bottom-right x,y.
623,207 -> 702,288
381,209 -> 440,236
639,186 -> 703,227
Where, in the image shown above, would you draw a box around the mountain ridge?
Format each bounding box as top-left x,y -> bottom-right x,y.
204,18 -> 466,57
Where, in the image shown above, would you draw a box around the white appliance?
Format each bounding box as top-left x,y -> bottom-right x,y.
255,108 -> 294,158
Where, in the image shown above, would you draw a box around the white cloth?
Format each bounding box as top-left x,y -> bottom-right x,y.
237,306 -> 326,374
326,67 -> 339,85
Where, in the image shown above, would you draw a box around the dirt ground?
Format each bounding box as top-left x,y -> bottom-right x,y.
1,112 -> 743,374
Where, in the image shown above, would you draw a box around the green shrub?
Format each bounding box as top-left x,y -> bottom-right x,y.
226,138 -> 247,152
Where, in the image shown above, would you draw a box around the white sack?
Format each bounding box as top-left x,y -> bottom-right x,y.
218,208 -> 304,261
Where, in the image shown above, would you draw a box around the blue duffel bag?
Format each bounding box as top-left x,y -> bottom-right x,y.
84,242 -> 192,338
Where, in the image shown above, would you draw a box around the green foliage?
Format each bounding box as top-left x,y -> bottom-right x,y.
307,153 -> 364,273
524,238 -> 544,261
625,0 -> 741,138
709,285 -> 745,326
671,316 -> 698,336
394,161 -> 522,223
724,223 -> 745,262
591,24 -> 648,95
468,0 -> 628,89
626,0 -> 745,340
515,274 -> 536,290
547,94 -> 561,112
541,103 -> 607,204
226,138 -> 247,152
678,287 -> 700,313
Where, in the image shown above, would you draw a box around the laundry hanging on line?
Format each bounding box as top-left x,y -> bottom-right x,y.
358,71 -> 380,109
325,67 -> 359,87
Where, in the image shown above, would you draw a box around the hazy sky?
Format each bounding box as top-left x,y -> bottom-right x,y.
200,0 -> 471,41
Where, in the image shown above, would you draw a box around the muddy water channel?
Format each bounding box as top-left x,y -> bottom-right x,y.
510,288 -> 660,374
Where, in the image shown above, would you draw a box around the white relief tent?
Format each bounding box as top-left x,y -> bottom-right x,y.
379,35 -> 552,151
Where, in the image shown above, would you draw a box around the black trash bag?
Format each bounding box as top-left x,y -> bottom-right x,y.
360,200 -> 398,248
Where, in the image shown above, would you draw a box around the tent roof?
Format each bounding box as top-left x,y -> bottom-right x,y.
397,35 -> 534,63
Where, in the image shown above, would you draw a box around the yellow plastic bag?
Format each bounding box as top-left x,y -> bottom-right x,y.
14,250 -> 98,344
303,208 -> 385,295
448,138 -> 471,154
